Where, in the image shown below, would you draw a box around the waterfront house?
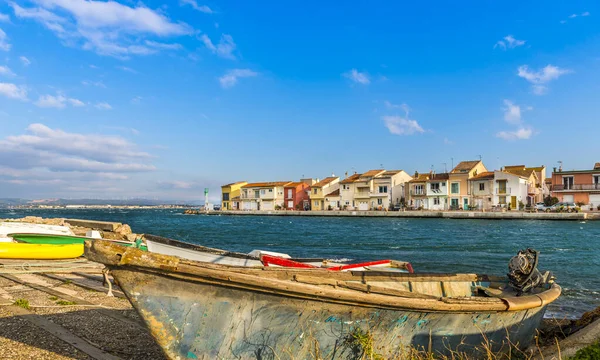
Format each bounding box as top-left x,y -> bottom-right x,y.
240,181 -> 292,211
492,171 -> 530,209
426,172 -> 450,210
449,160 -> 488,210
468,172 -> 495,210
353,170 -> 386,210
408,172 -> 429,209
221,181 -> 247,210
339,173 -> 362,210
502,166 -> 540,206
324,189 -> 341,210
551,162 -> 600,209
371,170 -> 413,209
283,182 -> 311,210
309,177 -> 340,211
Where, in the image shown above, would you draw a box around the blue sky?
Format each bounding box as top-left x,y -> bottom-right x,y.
0,0 -> 599,201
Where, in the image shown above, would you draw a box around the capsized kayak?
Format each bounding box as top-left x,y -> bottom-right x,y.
0,243 -> 84,259
9,233 -> 148,251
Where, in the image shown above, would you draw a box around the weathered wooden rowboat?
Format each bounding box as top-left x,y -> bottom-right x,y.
86,241 -> 561,359
144,234 -> 413,272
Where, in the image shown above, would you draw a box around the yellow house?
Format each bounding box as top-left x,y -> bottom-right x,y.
309,177 -> 339,211
449,160 -> 488,210
221,181 -> 247,210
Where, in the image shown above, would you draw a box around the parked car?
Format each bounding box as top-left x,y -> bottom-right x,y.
213,204 -> 221,211
534,202 -> 546,211
546,202 -> 579,213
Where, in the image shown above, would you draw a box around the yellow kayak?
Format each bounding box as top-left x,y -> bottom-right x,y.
0,243 -> 84,259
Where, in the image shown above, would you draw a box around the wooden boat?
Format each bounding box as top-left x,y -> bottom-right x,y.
0,243 -> 83,259
9,233 -> 148,251
145,234 -> 413,272
85,241 -> 561,359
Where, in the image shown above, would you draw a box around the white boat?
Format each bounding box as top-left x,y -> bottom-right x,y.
0,222 -> 74,243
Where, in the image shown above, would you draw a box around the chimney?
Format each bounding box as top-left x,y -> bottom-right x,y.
553,167 -> 556,173
594,162 -> 600,170
414,171 -> 419,177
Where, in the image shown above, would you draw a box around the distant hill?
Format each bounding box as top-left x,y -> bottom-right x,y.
0,198 -> 204,207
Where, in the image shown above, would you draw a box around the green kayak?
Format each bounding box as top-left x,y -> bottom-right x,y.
9,233 -> 148,251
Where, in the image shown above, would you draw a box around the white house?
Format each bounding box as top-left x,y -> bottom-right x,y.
240,181 -> 292,211
371,170 -> 413,209
426,173 -> 450,210
492,171 -> 529,209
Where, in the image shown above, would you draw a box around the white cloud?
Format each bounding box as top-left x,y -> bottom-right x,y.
10,0 -> 192,58
384,100 -> 409,112
343,69 -> 370,84
496,128 -> 533,140
157,180 -> 198,190
502,100 -> 522,124
0,82 -> 27,100
131,96 -> 142,104
0,13 -> 9,22
81,80 -> 106,88
0,28 -> 11,51
19,56 -> 31,66
200,34 -> 236,59
35,94 -> 85,109
95,102 -> 112,110
0,65 -> 15,76
145,40 -> 183,51
180,0 -> 213,13
581,12 -> 590,16
517,65 -> 571,95
218,69 -> 258,88
443,138 -> 453,145
495,35 -> 526,50
116,66 -> 137,73
568,14 -> 577,19
383,115 -> 424,135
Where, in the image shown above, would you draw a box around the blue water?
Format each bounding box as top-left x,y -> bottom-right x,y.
2,209 -> 598,318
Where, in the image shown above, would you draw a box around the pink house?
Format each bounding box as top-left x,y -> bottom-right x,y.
284,182 -> 311,210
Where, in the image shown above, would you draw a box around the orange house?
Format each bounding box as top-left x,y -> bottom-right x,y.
551,162 -> 600,208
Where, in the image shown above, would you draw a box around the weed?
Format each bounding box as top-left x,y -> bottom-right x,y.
56,300 -> 77,306
569,341 -> 600,360
48,296 -> 58,301
13,298 -> 30,309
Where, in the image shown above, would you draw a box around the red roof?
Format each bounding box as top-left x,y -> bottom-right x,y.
312,177 -> 338,187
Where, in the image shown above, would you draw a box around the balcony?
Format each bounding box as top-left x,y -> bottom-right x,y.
496,188 -> 511,194
553,184 -> 600,191
410,190 -> 425,196
355,191 -> 371,199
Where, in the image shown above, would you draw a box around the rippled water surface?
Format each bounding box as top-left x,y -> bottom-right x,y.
2,209 -> 598,318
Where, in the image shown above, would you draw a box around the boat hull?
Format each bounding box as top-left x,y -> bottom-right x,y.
0,243 -> 84,259
146,238 -> 262,266
111,267 -> 548,359
10,233 -> 148,251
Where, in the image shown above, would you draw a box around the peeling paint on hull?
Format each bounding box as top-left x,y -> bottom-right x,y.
111,269 -> 547,359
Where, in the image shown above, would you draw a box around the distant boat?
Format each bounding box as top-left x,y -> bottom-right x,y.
144,234 -> 413,272
86,241 -> 560,359
10,233 -> 148,251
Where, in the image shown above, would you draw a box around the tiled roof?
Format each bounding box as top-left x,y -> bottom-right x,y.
427,173 -> 449,181
409,173 -> 430,183
340,173 -> 362,184
325,189 -> 340,197
222,181 -> 247,187
242,181 -> 292,188
451,160 -> 481,173
471,171 -> 494,180
284,182 -> 306,187
504,168 -> 535,179
545,178 -> 552,183
381,170 -> 402,176
360,169 -> 385,178
312,176 -> 339,187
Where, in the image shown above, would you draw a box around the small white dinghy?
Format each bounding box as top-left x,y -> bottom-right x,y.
0,222 -> 74,243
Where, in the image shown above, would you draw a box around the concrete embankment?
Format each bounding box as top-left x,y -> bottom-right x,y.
204,209 -> 592,220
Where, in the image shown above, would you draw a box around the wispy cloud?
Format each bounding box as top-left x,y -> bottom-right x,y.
0,82 -> 27,100
494,35 -> 526,50
496,128 -> 533,140
0,65 -> 15,77
131,96 -> 142,104
180,0 -> 213,13
219,69 -> 258,88
200,34 -> 236,59
560,12 -> 590,23
95,102 -> 112,110
82,80 -> 106,88
497,100 -> 534,141
384,100 -> 409,112
145,40 -> 183,51
0,13 -> 9,22
35,94 -> 85,109
0,28 -> 11,51
382,104 -> 424,136
517,65 -> 571,95
343,69 -> 370,85
19,56 -> 31,66
9,0 -> 192,58
116,66 -> 137,74
443,138 -> 453,145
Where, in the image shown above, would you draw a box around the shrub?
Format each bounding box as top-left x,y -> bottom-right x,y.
576,201 -> 586,207
13,299 -> 30,309
597,205 -> 600,211
327,205 -> 332,211
274,204 -> 282,210
544,195 -> 559,206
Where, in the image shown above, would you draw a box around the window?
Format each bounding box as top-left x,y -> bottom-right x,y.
378,186 -> 388,193
377,199 -> 383,205
314,200 -> 319,206
430,183 -> 440,191
499,196 -> 506,205
433,197 -> 440,205
261,189 -> 265,195
479,183 -> 485,191
451,183 -> 459,194
594,175 -> 600,185
223,193 -> 230,201
345,201 -> 350,205
563,176 -> 574,190
313,188 -> 318,194
287,189 -> 292,198
342,185 -> 349,190
414,185 -> 424,195
269,189 -> 273,193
